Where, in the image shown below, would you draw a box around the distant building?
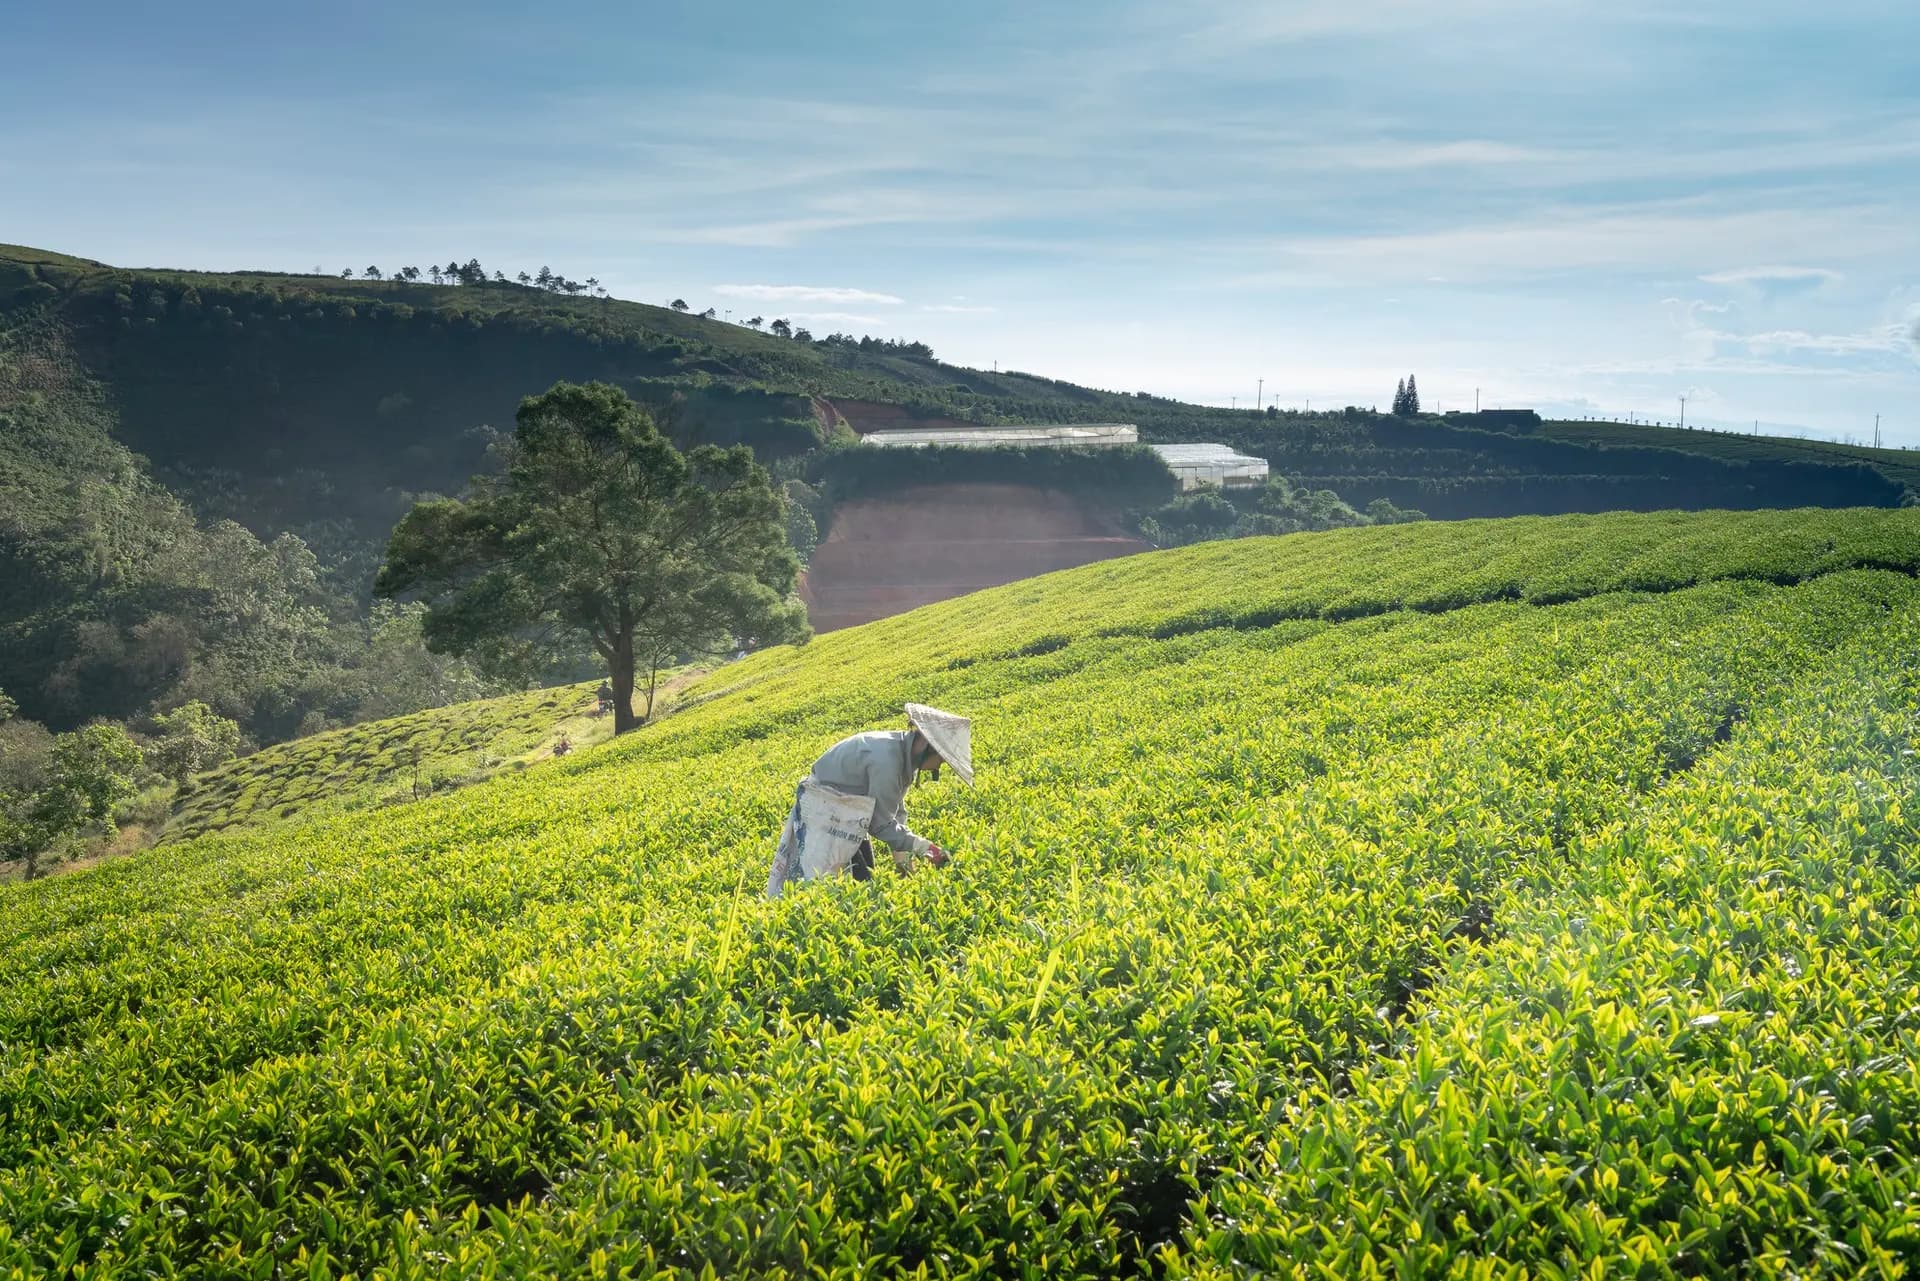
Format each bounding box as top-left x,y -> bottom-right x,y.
1146,443 -> 1270,491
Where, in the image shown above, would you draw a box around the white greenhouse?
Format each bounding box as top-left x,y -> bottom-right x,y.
1147,443 -> 1270,491
863,423 -> 1139,449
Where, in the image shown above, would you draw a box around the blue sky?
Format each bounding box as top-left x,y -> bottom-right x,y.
6,1 -> 1918,444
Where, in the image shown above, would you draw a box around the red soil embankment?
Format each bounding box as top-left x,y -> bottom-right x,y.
798,484 -> 1150,632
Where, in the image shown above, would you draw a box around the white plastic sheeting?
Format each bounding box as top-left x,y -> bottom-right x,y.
863,423 -> 1139,448
1148,443 -> 1270,491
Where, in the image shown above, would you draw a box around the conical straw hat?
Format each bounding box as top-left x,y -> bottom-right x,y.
905,703 -> 973,786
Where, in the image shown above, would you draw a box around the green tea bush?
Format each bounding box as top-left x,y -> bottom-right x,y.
1,508 -> 1917,1277
165,681 -> 600,840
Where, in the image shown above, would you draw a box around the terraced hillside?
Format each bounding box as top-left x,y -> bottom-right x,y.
4,507 -> 1919,1277
163,681 -> 604,844
1540,417 -> 1920,491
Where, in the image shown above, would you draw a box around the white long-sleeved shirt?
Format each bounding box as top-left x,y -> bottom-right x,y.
803,730 -> 932,857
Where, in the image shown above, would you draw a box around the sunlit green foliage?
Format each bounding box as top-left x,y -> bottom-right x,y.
1,507 -> 1917,1277
142,701 -> 243,785
164,682 -> 601,842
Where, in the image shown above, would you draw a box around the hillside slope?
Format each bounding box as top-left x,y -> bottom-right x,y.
5,241 -> 1910,553
3,238 -> 1913,739
162,680 -> 602,844
4,507 -> 1918,1276
1540,416 -> 1920,490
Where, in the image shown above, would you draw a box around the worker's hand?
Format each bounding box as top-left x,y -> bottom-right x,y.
925,845 -> 951,868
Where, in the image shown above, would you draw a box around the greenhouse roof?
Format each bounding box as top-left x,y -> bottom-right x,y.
1148,443 -> 1270,490
1148,443 -> 1268,467
863,423 -> 1139,449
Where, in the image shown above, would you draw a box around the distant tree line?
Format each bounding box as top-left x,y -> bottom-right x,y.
817,332 -> 935,358
339,259 -> 607,298
1135,478 -> 1426,549
332,268 -> 943,361
669,306 -> 934,357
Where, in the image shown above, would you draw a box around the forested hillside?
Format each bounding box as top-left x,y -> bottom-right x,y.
3,242 -> 1912,751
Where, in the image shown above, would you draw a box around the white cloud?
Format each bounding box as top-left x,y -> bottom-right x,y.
1699,265 -> 1842,286
921,304 -> 996,313
1659,285 -> 1919,371
1738,327 -> 1906,356
713,283 -> 904,305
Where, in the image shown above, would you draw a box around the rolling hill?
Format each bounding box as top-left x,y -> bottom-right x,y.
4,241 -> 1910,560
1541,416 -> 1920,491
3,241 -> 1913,742
160,680 -> 604,844
3,507 -> 1918,1275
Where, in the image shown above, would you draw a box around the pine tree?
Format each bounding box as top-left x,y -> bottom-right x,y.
1405,375 -> 1420,414
1393,378 -> 1407,415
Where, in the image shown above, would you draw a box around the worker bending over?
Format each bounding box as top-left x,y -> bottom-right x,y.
765,703 -> 972,898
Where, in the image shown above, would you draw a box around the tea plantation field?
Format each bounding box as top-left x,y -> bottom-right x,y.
4,507 -> 1919,1278
163,682 -> 604,844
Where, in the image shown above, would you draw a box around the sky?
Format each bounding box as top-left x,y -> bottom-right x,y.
5,1 -> 1919,445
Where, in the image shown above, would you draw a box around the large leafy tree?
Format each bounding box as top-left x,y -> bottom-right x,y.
375,381 -> 809,734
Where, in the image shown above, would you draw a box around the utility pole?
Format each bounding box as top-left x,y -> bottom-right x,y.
1679,395 -> 1688,430
1231,396 -> 1237,410
1475,387 -> 1480,413
1257,378 -> 1263,412
1874,414 -> 1881,449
